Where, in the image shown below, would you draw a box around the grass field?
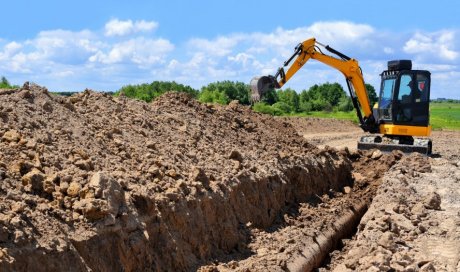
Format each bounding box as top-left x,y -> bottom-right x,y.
430,103 -> 460,130
288,102 -> 460,130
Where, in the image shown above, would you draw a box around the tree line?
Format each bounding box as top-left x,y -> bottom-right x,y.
1,75 -> 379,115
115,80 -> 378,115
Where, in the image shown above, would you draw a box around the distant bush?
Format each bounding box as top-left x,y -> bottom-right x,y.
271,101 -> 292,114
309,99 -> 331,111
198,81 -> 250,105
51,92 -> 80,97
299,100 -> 312,113
199,87 -> 229,105
0,76 -> 19,89
113,79 -> 380,117
252,102 -> 283,116
337,96 -> 354,112
115,81 -> 198,102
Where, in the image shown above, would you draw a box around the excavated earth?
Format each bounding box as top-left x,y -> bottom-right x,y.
0,85 -> 357,271
286,117 -> 460,271
1,85 -> 459,271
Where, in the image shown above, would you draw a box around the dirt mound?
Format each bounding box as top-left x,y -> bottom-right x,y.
0,85 -> 352,271
326,154 -> 460,271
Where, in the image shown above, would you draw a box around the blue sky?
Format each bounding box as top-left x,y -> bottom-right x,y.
0,0 -> 459,98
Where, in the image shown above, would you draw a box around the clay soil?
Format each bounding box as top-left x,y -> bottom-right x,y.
0,85 -> 459,271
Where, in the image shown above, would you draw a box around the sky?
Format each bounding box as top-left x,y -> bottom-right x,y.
0,0 -> 459,99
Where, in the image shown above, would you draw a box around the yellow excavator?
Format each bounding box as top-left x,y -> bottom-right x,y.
251,38 -> 432,154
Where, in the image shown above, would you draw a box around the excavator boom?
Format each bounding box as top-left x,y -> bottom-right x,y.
251,38 -> 377,133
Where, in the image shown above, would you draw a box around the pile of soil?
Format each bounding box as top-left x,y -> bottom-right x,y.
0,85 -> 351,271
325,154 -> 460,271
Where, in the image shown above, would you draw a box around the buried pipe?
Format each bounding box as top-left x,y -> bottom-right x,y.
286,200 -> 368,271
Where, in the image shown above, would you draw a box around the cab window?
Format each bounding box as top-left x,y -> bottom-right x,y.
398,74 -> 412,103
380,78 -> 395,109
415,74 -> 429,102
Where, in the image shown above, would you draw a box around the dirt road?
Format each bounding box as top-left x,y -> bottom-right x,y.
285,117 -> 459,160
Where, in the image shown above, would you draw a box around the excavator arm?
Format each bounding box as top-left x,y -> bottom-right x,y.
251,38 -> 377,132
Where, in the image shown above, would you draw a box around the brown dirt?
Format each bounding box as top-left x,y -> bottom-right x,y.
323,154 -> 460,271
287,117 -> 460,271
0,85 -> 353,271
1,85 -> 458,271
199,118 -> 460,271
199,149 -> 403,271
287,116 -> 460,160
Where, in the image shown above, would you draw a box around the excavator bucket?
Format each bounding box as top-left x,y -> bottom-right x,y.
250,76 -> 276,102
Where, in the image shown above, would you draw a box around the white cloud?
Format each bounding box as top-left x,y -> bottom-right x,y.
228,53 -> 253,66
306,21 -> 375,42
135,20 -> 158,32
383,47 -> 394,54
4,42 -> 22,53
0,19 -> 459,99
404,31 -> 458,61
89,38 -> 174,65
188,36 -> 243,57
105,19 -> 158,37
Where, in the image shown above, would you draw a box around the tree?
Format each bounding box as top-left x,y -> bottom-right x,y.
199,88 -> 229,104
116,81 -> 198,102
365,83 -> 378,106
198,81 -> 251,105
311,98 -> 332,111
337,95 -> 354,111
0,76 -> 18,89
1,76 -> 9,86
260,88 -> 278,105
320,83 -> 346,106
272,101 -> 292,114
299,100 -> 312,113
277,88 -> 299,112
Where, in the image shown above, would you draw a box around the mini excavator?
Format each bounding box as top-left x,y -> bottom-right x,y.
251,38 -> 432,155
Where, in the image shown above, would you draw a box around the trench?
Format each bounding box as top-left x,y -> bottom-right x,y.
198,151 -> 399,271
286,161 -> 382,272
287,194 -> 371,271
0,148 -> 395,272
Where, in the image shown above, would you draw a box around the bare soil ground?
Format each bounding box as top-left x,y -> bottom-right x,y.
201,118 -> 460,271
0,85 -> 354,271
0,85 -> 458,271
285,116 -> 460,160
286,117 -> 460,271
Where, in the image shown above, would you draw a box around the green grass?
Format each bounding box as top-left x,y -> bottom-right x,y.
430,103 -> 460,130
280,102 -> 460,130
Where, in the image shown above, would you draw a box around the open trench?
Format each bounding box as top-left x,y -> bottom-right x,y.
199,149 -> 402,271
0,148 -> 401,272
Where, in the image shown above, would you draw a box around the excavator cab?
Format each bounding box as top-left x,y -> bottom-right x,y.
376,60 -> 431,128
